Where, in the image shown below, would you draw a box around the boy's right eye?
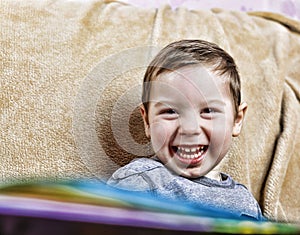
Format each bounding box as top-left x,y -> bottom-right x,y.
160,109 -> 177,114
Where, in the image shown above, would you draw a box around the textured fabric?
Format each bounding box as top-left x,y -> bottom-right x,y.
0,0 -> 299,222
107,157 -> 264,220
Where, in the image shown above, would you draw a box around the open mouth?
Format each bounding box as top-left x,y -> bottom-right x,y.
171,145 -> 208,164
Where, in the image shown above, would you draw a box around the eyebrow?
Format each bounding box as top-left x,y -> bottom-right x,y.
153,101 -> 174,108
204,99 -> 227,106
152,99 -> 227,108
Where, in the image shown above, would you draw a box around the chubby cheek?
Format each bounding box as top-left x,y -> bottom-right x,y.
149,121 -> 168,154
209,118 -> 233,156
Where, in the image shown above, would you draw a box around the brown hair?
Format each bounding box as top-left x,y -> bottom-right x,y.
142,39 -> 241,116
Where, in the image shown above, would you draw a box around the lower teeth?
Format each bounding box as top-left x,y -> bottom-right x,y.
179,150 -> 204,159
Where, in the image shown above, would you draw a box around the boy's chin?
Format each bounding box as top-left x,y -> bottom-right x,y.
180,170 -> 205,178
166,153 -> 211,178
172,166 -> 206,178
160,156 -> 207,178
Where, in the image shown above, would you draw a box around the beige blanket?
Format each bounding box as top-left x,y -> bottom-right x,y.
0,0 -> 299,222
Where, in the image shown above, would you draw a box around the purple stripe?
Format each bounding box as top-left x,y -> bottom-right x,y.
0,195 -> 211,232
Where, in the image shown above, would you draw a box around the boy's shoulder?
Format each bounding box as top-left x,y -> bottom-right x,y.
109,157 -> 164,179
107,157 -> 167,191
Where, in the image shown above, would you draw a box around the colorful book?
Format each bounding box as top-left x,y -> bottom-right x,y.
0,179 -> 299,234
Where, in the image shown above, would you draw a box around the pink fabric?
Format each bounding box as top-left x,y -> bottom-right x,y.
122,0 -> 300,20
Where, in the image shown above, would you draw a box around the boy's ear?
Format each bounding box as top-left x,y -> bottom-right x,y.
140,105 -> 150,138
232,102 -> 248,137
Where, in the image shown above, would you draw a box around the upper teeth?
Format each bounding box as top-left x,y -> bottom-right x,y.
175,146 -> 206,159
178,146 -> 205,153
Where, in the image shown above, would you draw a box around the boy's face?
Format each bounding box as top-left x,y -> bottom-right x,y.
141,65 -> 247,178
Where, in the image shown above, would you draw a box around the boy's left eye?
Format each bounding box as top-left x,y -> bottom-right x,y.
201,108 -> 215,114
200,107 -> 220,119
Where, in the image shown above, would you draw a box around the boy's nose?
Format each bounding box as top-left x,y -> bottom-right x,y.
178,115 -> 201,136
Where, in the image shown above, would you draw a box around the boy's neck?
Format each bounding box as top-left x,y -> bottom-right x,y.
205,166 -> 222,181
205,169 -> 222,181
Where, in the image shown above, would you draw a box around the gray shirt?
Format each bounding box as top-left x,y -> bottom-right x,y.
107,157 -> 263,221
